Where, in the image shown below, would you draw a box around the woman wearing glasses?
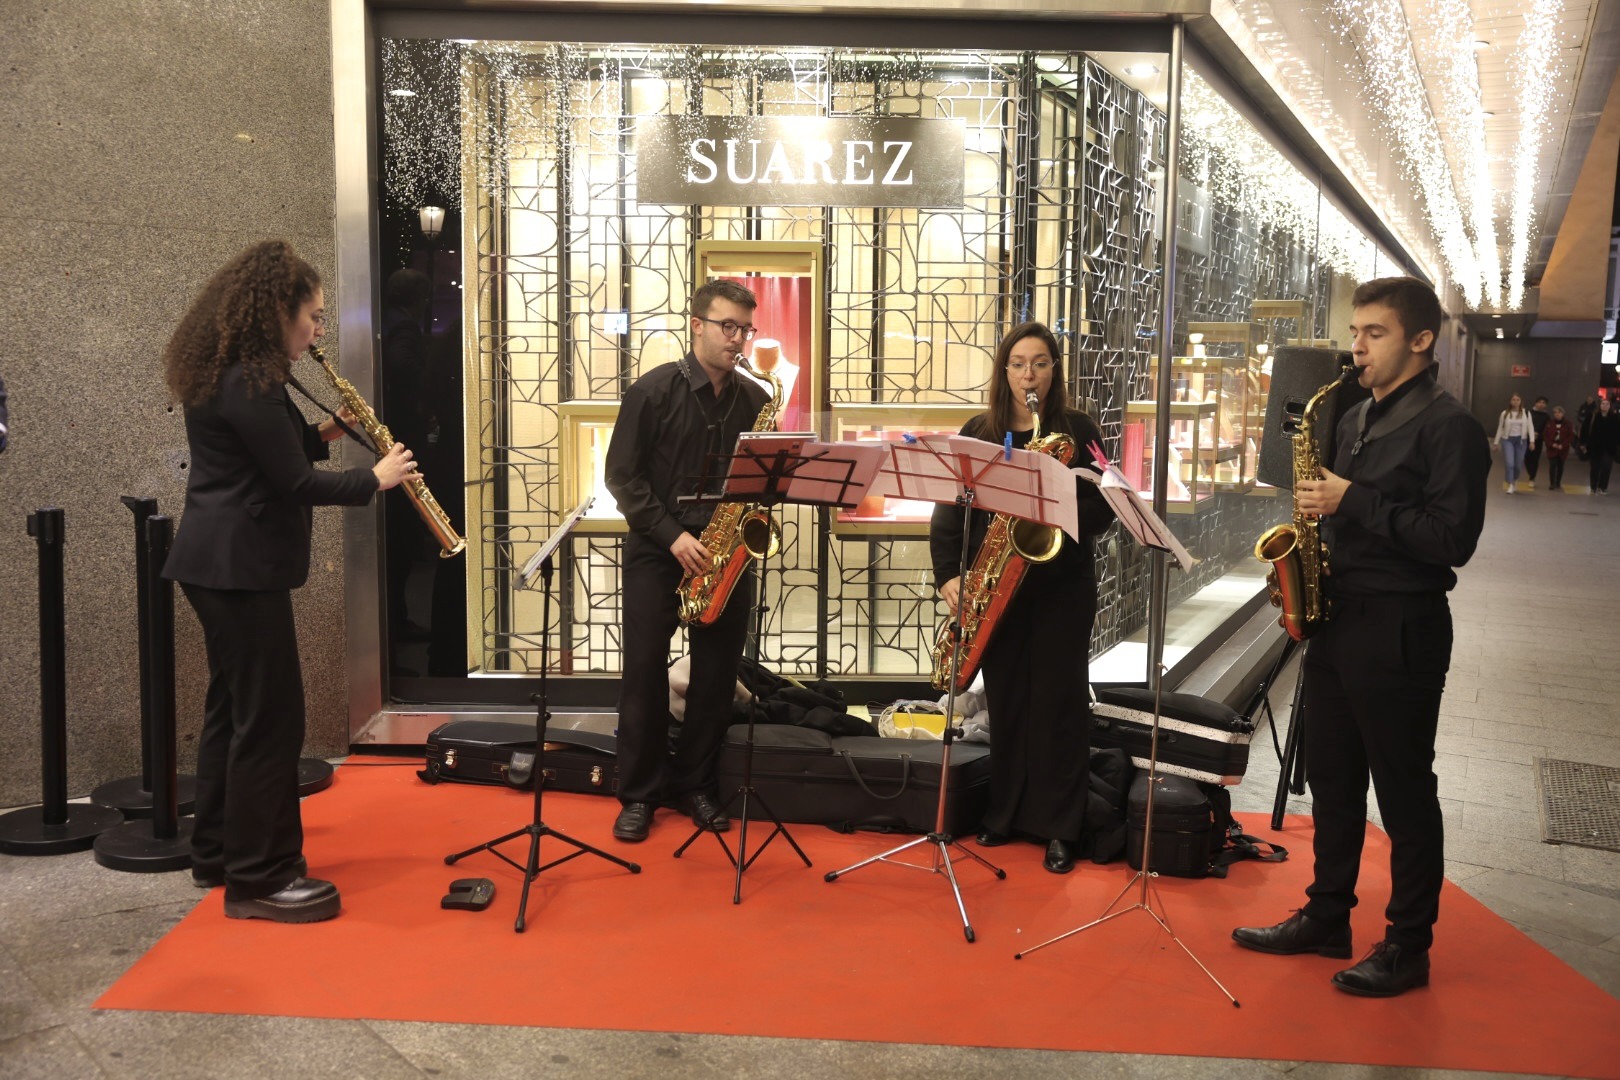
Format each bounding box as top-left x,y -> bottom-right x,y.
930,321 -> 1115,873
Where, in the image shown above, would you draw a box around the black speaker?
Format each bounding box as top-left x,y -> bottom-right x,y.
1256,347 -> 1367,489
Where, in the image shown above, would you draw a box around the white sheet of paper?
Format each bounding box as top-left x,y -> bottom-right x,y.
873,434 -> 1080,538
1074,461 -> 1198,572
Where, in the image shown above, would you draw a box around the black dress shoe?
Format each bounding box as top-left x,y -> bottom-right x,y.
1332,942 -> 1430,997
223,878 -> 340,924
1043,839 -> 1076,874
612,801 -> 655,842
682,792 -> 731,832
975,831 -> 1010,847
1231,910 -> 1352,958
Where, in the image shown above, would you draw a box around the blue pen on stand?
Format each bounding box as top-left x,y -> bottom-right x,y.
1003,431 -> 1013,460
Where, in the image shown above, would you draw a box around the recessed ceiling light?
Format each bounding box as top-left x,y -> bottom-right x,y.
389,88 -> 417,98
1123,64 -> 1160,78
1473,39 -> 1491,50
1493,314 -> 1503,319
1481,110 -> 1496,117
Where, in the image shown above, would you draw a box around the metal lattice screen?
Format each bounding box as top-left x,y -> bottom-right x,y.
444,44 -> 1164,678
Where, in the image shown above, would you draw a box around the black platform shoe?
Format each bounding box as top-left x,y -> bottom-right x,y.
975,830 -> 1010,847
1332,942 -> 1430,997
1231,910 -> 1352,958
223,877 -> 341,924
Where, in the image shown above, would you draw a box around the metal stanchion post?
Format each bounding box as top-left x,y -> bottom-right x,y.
95,515 -> 194,871
91,496 -> 196,817
0,509 -> 124,854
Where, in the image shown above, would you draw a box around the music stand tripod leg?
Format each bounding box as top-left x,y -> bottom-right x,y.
1015,656 -> 1240,1006
823,489 -> 1003,943
1270,642 -> 1309,833
672,532 -> 809,905
443,554 -> 640,933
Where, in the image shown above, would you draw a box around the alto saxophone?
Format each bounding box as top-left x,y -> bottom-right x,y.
930,392 -> 1075,692
1254,366 -> 1354,640
676,350 -> 782,627
309,345 -> 467,559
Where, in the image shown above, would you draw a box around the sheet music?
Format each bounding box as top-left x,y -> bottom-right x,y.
723,433 -> 881,508
873,434 -> 1080,539
1076,443 -> 1197,572
520,497 -> 593,589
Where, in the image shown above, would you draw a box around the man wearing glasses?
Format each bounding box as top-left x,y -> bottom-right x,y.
603,280 -> 770,842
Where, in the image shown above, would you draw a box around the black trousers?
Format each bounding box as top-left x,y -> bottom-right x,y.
616,534 -> 753,806
1302,593 -> 1451,951
181,584 -> 308,901
1524,442 -> 1542,481
1549,455 -> 1567,489
1590,450 -> 1614,492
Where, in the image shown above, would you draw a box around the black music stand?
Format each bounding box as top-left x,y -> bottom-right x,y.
1012,451 -> 1236,1004
445,499 -> 640,932
824,434 -> 1076,942
672,434 -> 867,904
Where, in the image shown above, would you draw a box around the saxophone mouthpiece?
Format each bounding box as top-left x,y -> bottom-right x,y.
1025,390 -> 1040,414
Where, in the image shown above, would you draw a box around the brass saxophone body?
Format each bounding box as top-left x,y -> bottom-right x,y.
930,394 -> 1075,693
309,345 -> 466,559
676,351 -> 782,627
1254,367 -> 1353,640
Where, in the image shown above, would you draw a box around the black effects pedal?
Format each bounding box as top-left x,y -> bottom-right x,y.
441,877 -> 496,911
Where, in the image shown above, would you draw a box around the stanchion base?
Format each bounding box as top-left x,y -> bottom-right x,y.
89,774 -> 198,819
93,818 -> 195,872
298,758 -> 334,797
0,804 -> 126,856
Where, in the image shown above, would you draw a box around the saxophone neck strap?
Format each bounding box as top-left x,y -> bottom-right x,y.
285,374 -> 377,454
1349,377 -> 1445,458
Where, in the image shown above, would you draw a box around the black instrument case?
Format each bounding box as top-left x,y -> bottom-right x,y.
419,719 -> 619,796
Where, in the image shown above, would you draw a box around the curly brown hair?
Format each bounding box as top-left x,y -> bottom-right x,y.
164,240 -> 322,407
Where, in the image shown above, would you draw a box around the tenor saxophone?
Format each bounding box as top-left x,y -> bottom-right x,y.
1253,365 -> 1354,640
309,345 -> 466,559
929,392 -> 1075,692
676,350 -> 782,627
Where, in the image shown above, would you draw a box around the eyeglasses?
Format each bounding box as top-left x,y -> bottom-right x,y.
1006,360 -> 1054,374
696,316 -> 758,340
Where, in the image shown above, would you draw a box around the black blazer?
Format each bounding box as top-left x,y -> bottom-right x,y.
164,363 -> 378,591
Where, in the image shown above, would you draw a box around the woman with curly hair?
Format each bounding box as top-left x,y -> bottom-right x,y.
163,240 -> 415,923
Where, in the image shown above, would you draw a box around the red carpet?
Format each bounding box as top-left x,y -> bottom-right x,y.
97,758 -> 1620,1076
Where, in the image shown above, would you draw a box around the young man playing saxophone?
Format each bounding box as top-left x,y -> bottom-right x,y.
602,280 -> 769,843
1232,277 -> 1489,996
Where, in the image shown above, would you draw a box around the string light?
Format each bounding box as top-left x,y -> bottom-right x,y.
1506,0 -> 1566,308
1409,0 -> 1501,306
1328,0 -> 1485,307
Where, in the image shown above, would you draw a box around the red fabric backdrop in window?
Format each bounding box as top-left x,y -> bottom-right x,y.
733,275 -> 812,432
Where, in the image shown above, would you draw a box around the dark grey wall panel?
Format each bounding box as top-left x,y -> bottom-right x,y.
0,0 -> 348,808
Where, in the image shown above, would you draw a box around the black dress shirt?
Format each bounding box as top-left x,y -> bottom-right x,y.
603,354 -> 770,550
1325,370 -> 1490,597
930,408 -> 1115,589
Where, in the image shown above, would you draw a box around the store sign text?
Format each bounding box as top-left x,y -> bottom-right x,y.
637,117 -> 965,208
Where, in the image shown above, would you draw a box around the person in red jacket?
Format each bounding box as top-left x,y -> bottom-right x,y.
1541,405 -> 1577,491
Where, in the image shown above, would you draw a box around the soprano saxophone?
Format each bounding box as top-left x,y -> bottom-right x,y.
676,350 -> 782,627
929,392 -> 1075,692
309,345 -> 466,559
1253,366 -> 1354,640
